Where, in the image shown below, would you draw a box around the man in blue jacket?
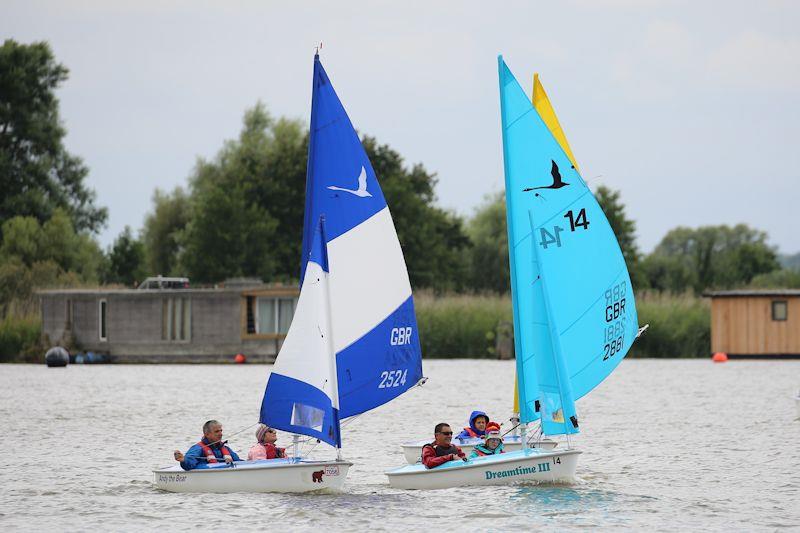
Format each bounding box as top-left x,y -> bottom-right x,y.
173,420 -> 242,470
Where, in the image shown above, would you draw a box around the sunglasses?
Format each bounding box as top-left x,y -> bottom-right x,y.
437,431 -> 453,436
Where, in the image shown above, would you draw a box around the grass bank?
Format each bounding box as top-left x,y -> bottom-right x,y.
0,314 -> 42,363
415,291 -> 710,358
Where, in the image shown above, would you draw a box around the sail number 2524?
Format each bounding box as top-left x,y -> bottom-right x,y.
378,369 -> 408,388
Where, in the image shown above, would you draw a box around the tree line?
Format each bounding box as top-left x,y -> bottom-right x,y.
1,39 -> 798,319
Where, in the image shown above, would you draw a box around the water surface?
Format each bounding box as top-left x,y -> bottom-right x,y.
1,359 -> 798,531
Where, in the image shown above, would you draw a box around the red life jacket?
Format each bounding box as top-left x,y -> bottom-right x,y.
461,427 -> 478,438
197,441 -> 233,463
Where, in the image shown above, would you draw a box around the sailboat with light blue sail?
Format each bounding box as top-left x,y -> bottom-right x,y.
154,53 -> 423,493
386,56 -> 644,490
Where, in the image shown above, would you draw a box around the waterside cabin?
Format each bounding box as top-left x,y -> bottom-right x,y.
38,279 -> 298,363
704,290 -> 800,358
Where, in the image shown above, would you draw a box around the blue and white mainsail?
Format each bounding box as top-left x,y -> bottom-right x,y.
260,54 -> 423,447
498,56 -> 639,436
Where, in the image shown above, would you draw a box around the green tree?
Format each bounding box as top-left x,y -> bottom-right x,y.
363,136 -> 470,292
594,185 -> 644,288
105,226 -> 146,286
176,103 -> 470,289
0,40 -> 106,235
465,192 -> 509,293
0,209 -> 102,316
644,224 -> 779,293
141,187 -> 190,276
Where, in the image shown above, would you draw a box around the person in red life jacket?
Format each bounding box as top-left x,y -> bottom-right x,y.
469,422 -> 505,458
421,422 -> 467,468
455,410 -> 491,440
173,419 -> 242,470
247,424 -> 286,460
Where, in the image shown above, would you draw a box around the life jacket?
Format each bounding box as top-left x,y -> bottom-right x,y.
258,443 -> 285,459
461,427 -> 479,438
472,442 -> 505,456
197,440 -> 233,463
425,443 -> 461,457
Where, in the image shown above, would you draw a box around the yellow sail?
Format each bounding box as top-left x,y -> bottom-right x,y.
532,73 -> 579,171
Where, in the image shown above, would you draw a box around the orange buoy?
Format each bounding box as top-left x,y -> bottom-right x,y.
234,353 -> 246,364
712,352 -> 728,363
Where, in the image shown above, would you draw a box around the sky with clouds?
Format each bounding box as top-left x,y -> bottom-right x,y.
3,0 -> 798,254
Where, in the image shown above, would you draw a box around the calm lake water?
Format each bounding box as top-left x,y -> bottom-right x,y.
1,359 -> 798,531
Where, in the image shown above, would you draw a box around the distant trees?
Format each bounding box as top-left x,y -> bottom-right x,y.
163,103 -> 471,289
465,193 -> 509,293
0,209 -> 104,316
141,187 -> 189,277
642,224 -> 779,293
104,226 -> 146,286
0,40 -> 107,237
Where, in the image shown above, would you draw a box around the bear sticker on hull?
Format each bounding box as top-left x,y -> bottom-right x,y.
312,470 -> 324,483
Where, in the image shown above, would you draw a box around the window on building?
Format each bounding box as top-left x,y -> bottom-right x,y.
772,300 -> 788,321
250,297 -> 296,334
162,297 -> 191,341
99,299 -> 107,341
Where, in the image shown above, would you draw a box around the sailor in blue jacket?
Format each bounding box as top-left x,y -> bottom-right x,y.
173,420 -> 242,470
455,410 -> 490,440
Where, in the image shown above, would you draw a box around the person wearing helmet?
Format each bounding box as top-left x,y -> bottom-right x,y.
469,422 -> 505,458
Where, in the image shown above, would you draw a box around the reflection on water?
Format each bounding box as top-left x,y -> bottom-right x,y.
1,359 -> 799,531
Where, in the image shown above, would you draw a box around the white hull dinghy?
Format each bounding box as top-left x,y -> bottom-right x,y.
153,52 -> 424,495
386,448 -> 580,490
400,435 -> 558,464
153,459 -> 352,493
384,58 -> 647,491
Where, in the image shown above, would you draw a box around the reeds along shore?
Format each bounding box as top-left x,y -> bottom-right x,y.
0,291 -> 710,362
413,290 -> 710,359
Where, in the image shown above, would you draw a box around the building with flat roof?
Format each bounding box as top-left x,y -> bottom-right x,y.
705,290 -> 800,358
38,280 -> 298,363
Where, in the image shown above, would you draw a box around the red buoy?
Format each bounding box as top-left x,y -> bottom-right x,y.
234,353 -> 246,364
712,352 -> 728,363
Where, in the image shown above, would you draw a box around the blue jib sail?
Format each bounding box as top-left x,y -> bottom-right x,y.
263,54 -> 423,437
498,56 -> 639,435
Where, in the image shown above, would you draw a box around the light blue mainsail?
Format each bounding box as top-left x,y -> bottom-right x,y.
260,54 -> 423,448
498,56 -> 639,435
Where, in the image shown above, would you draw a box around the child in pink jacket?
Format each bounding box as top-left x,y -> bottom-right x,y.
247,424 -> 286,460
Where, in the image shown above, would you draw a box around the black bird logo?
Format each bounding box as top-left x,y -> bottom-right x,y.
523,160 -> 569,192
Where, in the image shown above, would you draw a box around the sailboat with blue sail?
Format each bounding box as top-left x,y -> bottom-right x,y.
386,56 -> 644,490
154,52 -> 423,493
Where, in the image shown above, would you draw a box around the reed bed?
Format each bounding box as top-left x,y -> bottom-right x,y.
415,290 -> 710,358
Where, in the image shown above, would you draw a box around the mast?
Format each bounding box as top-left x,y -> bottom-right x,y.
319,216 -> 343,461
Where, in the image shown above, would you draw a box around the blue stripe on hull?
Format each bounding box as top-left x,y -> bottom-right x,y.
260,372 -> 341,448
337,296 -> 423,418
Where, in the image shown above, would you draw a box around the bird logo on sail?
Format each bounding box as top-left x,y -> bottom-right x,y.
523,160 -> 569,192
327,166 -> 372,197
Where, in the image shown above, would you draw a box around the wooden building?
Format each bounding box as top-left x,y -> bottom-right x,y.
705,290 -> 800,358
38,280 -> 299,363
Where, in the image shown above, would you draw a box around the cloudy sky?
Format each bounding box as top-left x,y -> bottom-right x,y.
3,1 -> 798,254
